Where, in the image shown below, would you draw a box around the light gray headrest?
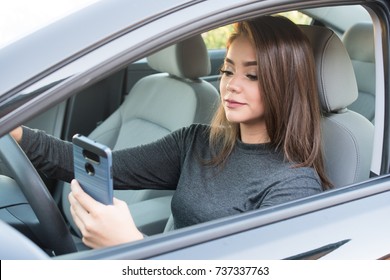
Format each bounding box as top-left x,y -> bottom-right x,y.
300,25 -> 358,112
343,22 -> 375,63
147,35 -> 211,79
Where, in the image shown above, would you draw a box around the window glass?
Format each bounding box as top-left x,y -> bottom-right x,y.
277,11 -> 313,25
202,25 -> 234,50
202,11 -> 312,50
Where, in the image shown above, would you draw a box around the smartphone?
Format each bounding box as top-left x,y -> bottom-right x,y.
72,134 -> 113,205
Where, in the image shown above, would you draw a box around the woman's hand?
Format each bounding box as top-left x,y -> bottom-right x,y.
68,179 -> 144,248
10,126 -> 23,143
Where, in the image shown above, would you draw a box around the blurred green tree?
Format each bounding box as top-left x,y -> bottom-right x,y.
202,11 -> 312,49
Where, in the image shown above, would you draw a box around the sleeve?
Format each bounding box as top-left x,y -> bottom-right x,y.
20,125 -> 190,190
259,173 -> 323,209
112,128 -> 186,190
20,126 -> 74,182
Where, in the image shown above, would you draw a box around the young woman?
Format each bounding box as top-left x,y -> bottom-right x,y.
11,15 -> 331,248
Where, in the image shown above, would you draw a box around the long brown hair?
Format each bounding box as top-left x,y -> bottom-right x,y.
209,15 -> 332,189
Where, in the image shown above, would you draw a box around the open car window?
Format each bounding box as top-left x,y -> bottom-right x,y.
0,1 -> 388,262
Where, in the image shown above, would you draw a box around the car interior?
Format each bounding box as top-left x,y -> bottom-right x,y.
0,4 -> 381,256
300,24 -> 374,187
61,34 -> 220,240
342,22 -> 376,123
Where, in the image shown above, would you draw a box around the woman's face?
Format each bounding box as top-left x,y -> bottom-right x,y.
220,35 -> 265,129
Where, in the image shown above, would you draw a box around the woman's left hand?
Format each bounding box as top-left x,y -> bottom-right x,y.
68,179 -> 144,248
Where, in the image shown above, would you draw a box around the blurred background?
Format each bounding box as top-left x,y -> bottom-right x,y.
202,11 -> 312,49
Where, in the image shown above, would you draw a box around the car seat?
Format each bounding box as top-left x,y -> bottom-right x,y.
300,25 -> 374,187
61,35 -> 220,237
343,22 -> 376,123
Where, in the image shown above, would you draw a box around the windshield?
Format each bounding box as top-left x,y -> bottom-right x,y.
0,0 -> 99,48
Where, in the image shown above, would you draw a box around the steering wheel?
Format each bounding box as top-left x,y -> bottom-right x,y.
0,134 -> 77,255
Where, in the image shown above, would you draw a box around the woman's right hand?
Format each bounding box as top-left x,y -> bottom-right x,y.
69,179 -> 144,248
10,126 -> 23,143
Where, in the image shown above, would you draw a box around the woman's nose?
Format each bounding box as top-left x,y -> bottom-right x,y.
226,77 -> 240,93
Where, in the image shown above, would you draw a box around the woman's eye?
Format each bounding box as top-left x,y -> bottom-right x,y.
220,69 -> 233,76
246,74 -> 258,81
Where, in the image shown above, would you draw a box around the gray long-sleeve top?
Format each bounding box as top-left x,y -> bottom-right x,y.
21,124 -> 322,229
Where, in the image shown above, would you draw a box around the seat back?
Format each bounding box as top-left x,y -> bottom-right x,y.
343,23 -> 376,122
300,25 -> 374,187
89,35 -> 219,149
62,35 -> 220,236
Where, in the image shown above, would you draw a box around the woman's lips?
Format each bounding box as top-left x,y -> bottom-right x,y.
224,99 -> 246,109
